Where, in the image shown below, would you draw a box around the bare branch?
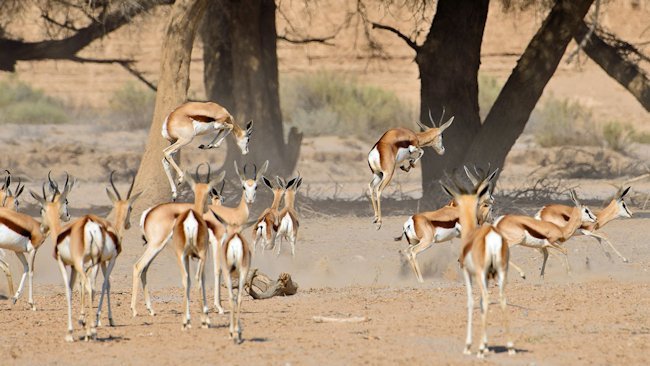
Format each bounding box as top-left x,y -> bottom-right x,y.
41,11 -> 81,32
65,56 -> 157,91
566,0 -> 600,64
371,21 -> 420,51
277,34 -> 336,46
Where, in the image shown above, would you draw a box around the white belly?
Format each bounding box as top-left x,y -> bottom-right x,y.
100,235 -> 118,262
403,217 -> 418,244
0,225 -> 33,252
367,147 -> 381,172
395,147 -> 412,165
434,224 -> 460,242
56,237 -> 73,264
192,120 -> 216,136
523,231 -> 548,248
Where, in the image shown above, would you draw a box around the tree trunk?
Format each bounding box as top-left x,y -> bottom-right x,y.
574,21 -> 650,112
132,0 -> 208,213
201,0 -> 302,177
417,0 -> 489,205
461,0 -> 594,176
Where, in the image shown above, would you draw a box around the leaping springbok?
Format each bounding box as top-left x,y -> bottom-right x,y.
536,186 -> 632,263
49,172 -> 140,342
495,190 -> 597,279
440,176 -> 515,358
368,109 -> 454,229
396,168 -> 498,283
161,101 -> 253,200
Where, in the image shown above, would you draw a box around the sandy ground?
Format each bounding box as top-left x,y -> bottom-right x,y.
0,209 -> 649,365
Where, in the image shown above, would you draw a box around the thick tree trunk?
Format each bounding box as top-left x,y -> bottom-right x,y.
461,0 -> 594,175
574,21 -> 650,112
417,0 -> 489,204
132,0 -> 208,213
201,0 -> 302,177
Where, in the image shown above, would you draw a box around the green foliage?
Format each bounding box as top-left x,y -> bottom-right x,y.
280,72 -> 414,140
108,82 -> 155,129
529,96 -> 598,147
0,78 -> 69,124
478,74 -> 502,119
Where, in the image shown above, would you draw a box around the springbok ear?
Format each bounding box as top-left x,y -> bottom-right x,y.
486,168 -> 499,183
286,177 -> 297,189
246,120 -> 253,133
30,190 -> 45,206
477,183 -> 490,201
128,191 -> 143,203
276,176 -> 285,189
439,116 -> 454,132
234,161 -> 246,181
295,177 -> 303,190
105,187 -> 118,203
619,186 -> 631,199
15,185 -> 24,198
463,166 -> 479,185
209,171 -> 226,190
2,175 -> 10,191
415,120 -> 429,132
262,176 -> 274,190
440,182 -> 457,198
568,189 -> 580,207
256,160 -> 269,180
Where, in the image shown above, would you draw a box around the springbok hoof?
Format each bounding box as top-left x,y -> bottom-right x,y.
78,318 -> 86,327
375,221 -> 382,230
623,258 -> 629,263
108,318 -> 115,327
29,303 -> 36,311
198,144 -> 207,149
182,322 -> 191,331
11,297 -> 17,305
215,306 -> 225,315
65,333 -> 74,343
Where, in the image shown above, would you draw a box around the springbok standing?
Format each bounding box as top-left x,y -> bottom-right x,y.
132,165 -> 225,317
161,101 -> 253,200
440,177 -> 515,358
0,172 -> 26,297
275,174 -> 302,257
0,173 -> 72,310
536,186 -> 632,263
396,168 -> 498,283
207,160 -> 267,312
368,110 -> 454,229
252,176 -> 285,252
211,211 -> 252,344
50,172 -> 140,341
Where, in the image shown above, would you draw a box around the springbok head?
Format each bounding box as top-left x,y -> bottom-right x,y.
234,160 -> 269,204
614,186 -> 632,218
184,163 -> 227,213
105,171 -> 143,231
30,172 -> 73,233
568,189 -> 597,224
234,120 -> 253,155
416,108 -> 454,155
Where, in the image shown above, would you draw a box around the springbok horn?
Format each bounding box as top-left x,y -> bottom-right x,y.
110,171 -> 122,200
127,174 -> 136,199
253,164 -> 258,179
428,108 -> 437,128
206,163 -> 211,183
243,164 -> 249,179
42,183 -> 47,202
438,106 -> 446,125
48,171 -> 58,192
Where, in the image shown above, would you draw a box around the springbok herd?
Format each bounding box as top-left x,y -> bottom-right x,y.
0,101 -> 634,358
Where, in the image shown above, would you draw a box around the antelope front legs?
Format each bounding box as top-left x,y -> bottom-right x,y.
0,257 -> 14,297
198,126 -> 233,149
583,230 -> 628,263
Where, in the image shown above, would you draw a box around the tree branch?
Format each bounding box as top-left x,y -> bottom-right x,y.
40,12 -> 81,32
0,0 -> 173,72
371,22 -> 420,51
277,34 -> 335,46
64,56 -> 158,91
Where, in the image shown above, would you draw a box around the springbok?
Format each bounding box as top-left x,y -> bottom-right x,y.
368,109 -> 454,229
0,172 -> 25,297
275,174 -> 302,257
207,160 -> 267,312
536,186 -> 632,263
161,101 -> 252,200
50,172 -> 140,342
0,173 -> 72,310
132,164 -> 225,317
495,190 -> 597,279
396,168 -> 498,283
440,177 -> 515,358
211,211 -> 252,344
252,176 -> 285,253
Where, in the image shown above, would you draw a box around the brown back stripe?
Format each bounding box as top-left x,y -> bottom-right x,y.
395,140 -> 411,149
561,213 -> 571,221
522,223 -> 546,240
431,219 -> 458,229
0,216 -> 31,239
189,115 -> 216,123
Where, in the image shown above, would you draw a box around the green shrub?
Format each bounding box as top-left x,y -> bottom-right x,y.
631,129 -> 650,144
0,78 -> 70,124
478,74 -> 502,119
280,72 -> 414,140
108,82 -> 155,129
529,96 -> 598,147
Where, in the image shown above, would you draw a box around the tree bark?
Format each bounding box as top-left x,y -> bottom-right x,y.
132,0 -> 208,213
417,0 -> 489,204
201,0 -> 302,177
0,0 -> 173,72
461,0 -> 594,176
574,21 -> 650,112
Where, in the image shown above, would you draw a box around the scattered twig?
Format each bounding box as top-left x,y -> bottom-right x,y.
313,316 -> 369,323
370,22 -> 420,51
